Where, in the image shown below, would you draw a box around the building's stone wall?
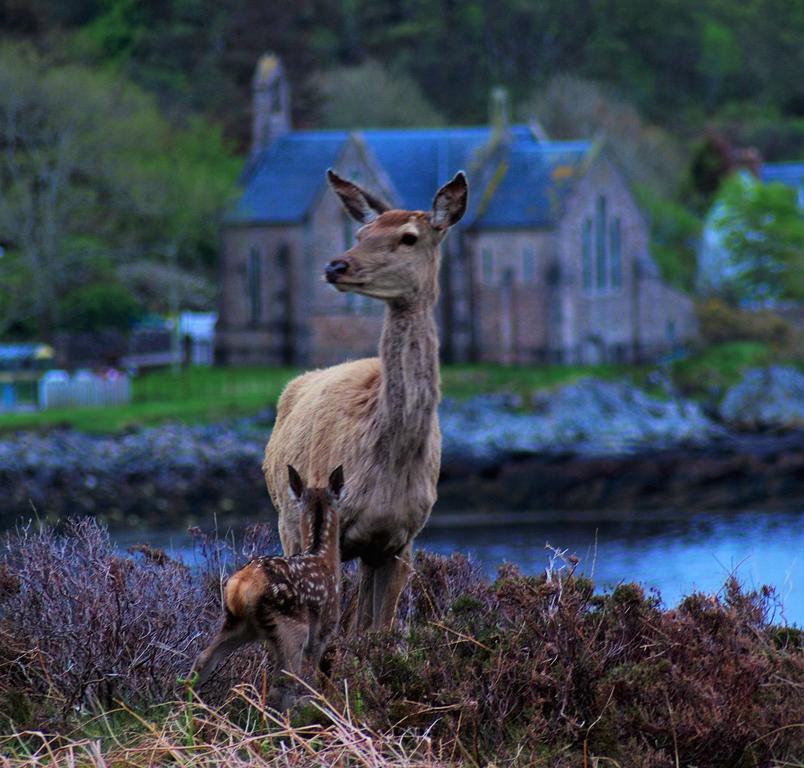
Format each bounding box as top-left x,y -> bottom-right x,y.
218,152 -> 698,367
465,230 -> 555,363
554,156 -> 647,363
216,224 -> 303,365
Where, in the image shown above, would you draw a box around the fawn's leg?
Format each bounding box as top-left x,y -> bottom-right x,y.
372,542 -> 413,631
356,561 -> 375,631
268,619 -> 308,709
191,616 -> 254,687
304,610 -> 319,659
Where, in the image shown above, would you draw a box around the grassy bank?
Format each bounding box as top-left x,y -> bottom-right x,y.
0,519 -> 801,766
0,341 -> 795,434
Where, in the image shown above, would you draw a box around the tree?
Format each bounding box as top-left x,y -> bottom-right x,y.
0,42 -> 237,339
315,61 -> 445,129
714,174 -> 804,303
518,75 -> 685,199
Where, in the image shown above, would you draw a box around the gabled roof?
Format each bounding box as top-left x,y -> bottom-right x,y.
226,124 -> 594,229
472,141 -> 592,229
761,161 -> 804,187
228,132 -> 347,224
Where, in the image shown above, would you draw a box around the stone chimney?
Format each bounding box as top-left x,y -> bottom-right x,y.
252,53 -> 290,156
489,86 -> 510,142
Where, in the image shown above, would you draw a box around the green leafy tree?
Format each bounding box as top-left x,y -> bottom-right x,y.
316,61 -> 445,129
715,175 -> 804,303
0,42 -> 237,339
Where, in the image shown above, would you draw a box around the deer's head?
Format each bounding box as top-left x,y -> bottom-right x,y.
288,464 -> 344,550
325,170 -> 468,305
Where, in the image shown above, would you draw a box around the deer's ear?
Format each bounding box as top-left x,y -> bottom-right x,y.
327,169 -> 389,224
328,465 -> 345,500
287,465 -> 304,502
430,171 -> 468,231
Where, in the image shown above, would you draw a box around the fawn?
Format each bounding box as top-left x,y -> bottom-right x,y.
190,465 -> 343,707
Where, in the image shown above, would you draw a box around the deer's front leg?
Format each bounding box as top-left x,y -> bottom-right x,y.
304,610 -> 319,659
269,618 -> 308,709
356,561 -> 376,631
372,541 -> 413,631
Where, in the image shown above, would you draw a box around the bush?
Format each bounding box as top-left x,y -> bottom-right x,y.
696,298 -> 793,347
0,519 -> 801,765
0,518 -> 273,725
58,282 -> 144,333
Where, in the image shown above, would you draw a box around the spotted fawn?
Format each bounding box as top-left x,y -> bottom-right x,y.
190,465 -> 343,707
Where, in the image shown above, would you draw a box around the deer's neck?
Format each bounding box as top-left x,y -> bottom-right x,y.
375,296 -> 440,462
311,504 -> 340,567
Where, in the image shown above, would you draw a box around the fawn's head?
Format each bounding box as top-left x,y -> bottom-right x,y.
325,170 -> 468,305
287,465 -> 344,552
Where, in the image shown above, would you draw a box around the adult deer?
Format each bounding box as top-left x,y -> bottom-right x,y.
263,169 -> 468,630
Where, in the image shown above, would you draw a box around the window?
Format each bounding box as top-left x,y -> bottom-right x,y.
596,194 -> 607,290
610,217 -> 622,288
523,246 -> 536,283
482,248 -> 493,283
582,218 -> 593,291
343,215 -> 354,249
247,247 -> 262,324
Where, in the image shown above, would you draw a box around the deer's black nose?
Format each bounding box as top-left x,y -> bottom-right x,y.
325,260 -> 349,283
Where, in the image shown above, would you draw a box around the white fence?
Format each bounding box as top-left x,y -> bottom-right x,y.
38,371 -> 131,410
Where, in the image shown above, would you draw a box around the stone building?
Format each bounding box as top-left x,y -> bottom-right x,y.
216,55 -> 696,367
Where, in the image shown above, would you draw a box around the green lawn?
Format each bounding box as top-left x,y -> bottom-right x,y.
670,340 -> 778,395
0,342 -> 794,434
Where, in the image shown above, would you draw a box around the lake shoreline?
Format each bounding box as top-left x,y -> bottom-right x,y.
2,370 -> 802,528
1,422 -> 801,531
437,427 -> 804,516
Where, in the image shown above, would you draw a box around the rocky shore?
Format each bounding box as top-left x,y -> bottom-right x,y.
1,367 -> 802,527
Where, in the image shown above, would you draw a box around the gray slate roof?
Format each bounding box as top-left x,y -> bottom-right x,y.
227,125 -> 593,229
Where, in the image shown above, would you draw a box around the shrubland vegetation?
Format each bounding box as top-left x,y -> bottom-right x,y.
1,0 -> 802,338
0,518 -> 801,765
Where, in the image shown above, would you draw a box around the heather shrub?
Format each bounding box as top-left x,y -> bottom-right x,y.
0,518 -> 274,725
696,297 -> 793,347
0,519 -> 801,766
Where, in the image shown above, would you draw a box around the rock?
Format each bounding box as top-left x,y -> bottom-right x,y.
719,366 -> 804,430
441,379 -> 722,461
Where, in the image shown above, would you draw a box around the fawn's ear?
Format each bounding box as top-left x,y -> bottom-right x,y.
287,465 -> 304,502
430,171 -> 468,231
327,169 -> 390,224
328,465 -> 345,500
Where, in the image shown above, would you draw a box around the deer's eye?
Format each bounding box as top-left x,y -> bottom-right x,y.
400,232 -> 418,247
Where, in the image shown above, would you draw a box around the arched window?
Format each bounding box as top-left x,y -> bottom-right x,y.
523,246 -> 536,283
247,247 -> 262,324
482,248 -> 493,284
343,215 -> 354,250
582,218 -> 593,291
596,195 -> 607,290
610,217 -> 622,288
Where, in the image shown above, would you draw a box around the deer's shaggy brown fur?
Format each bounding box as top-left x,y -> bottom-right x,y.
264,170 -> 468,631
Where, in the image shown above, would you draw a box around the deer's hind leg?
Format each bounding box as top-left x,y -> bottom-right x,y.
191,614 -> 255,687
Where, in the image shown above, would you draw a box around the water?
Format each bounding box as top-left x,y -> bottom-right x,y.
117,508 -> 804,625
